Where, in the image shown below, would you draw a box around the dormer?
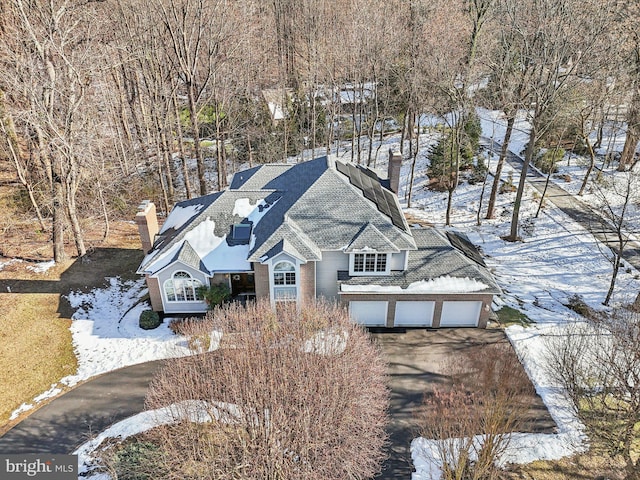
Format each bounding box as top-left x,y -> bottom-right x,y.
345,223 -> 399,276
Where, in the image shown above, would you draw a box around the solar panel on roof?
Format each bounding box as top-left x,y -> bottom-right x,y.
390,210 -> 407,230
446,231 -> 486,266
336,161 -> 349,176
360,174 -> 378,204
359,166 -> 380,180
335,159 -> 408,232
381,190 -> 400,220
376,189 -> 393,217
347,164 -> 364,190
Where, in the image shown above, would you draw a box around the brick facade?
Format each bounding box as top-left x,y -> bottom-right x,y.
254,263 -> 270,301
298,262 -> 316,305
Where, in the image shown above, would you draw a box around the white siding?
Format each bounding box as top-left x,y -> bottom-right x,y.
394,301 -> 435,327
316,251 -> 349,299
156,262 -> 209,314
389,251 -> 406,271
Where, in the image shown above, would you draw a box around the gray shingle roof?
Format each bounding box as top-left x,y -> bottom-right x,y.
338,228 -> 501,294
174,241 -> 207,273
344,223 -> 400,253
139,156 -> 417,274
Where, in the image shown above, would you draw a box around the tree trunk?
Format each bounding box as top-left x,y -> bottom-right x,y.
619,87 -> 640,171
407,115 -> 421,207
477,156 -> 490,226
187,82 -> 206,195
51,154 -> 66,262
160,127 -> 175,202
535,140 -> 564,218
578,133 -> 596,196
215,103 -> 227,190
508,123 -> 537,241
446,187 -> 454,226
66,186 -> 86,257
486,115 -> 515,219
172,90 -> 191,199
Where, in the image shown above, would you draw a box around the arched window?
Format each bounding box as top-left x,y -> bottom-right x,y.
273,261 -> 297,302
164,271 -> 203,302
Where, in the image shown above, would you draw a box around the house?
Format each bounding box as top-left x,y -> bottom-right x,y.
136,152 -> 501,328
261,88 -> 294,123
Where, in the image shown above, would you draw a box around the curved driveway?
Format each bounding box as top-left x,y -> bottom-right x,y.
0,361 -> 163,454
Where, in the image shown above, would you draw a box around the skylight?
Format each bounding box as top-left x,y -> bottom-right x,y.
231,223 -> 252,244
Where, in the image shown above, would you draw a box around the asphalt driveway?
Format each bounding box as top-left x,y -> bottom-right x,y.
0,360 -> 164,454
0,327 -> 555,480
371,326 -> 556,479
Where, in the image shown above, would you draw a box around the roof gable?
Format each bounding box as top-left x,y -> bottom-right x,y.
345,223 -> 400,253
175,240 -> 206,273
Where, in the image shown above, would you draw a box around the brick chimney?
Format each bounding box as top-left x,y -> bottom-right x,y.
136,200 -> 159,254
387,149 -> 402,194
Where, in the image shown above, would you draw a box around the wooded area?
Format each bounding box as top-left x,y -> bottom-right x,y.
0,0 -> 638,260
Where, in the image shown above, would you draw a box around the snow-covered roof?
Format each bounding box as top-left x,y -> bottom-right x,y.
338,228 -> 501,294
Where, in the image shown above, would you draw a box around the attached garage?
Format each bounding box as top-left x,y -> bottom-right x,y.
349,301 -> 388,326
394,301 -> 435,327
440,301 -> 483,327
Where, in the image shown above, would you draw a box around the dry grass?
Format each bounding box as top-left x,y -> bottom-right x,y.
505,446 -> 625,480
0,290 -> 76,430
0,221 -> 144,434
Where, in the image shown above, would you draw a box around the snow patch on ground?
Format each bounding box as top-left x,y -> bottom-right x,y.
26,260 -> 56,274
10,277 -> 193,419
0,258 -> 22,272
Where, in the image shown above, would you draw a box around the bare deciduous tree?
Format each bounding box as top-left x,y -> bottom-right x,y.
547,309 -> 640,480
144,300 -> 389,480
417,342 -> 534,479
0,0 -> 109,260
591,170 -> 640,306
503,0 -> 615,241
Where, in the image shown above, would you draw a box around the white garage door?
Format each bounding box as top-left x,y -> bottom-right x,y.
394,301 -> 435,327
440,301 -> 482,327
349,301 -> 388,326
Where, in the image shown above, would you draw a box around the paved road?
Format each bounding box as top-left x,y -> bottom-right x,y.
482,137 -> 640,270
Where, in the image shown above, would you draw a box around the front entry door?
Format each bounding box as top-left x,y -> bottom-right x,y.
231,272 -> 255,296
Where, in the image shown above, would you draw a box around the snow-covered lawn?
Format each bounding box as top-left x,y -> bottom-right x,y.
10,277 -> 193,420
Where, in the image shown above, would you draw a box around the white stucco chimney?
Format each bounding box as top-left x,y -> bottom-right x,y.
135,200 -> 159,254
387,149 -> 402,195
